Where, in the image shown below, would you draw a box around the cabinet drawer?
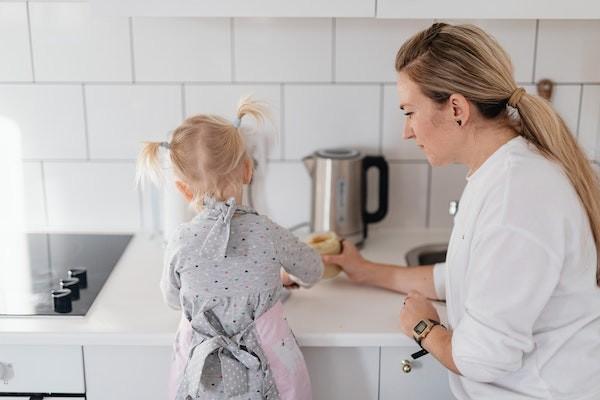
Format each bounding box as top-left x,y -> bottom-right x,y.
0,345 -> 84,394
380,347 -> 453,400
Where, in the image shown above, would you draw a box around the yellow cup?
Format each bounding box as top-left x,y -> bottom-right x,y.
306,231 -> 342,279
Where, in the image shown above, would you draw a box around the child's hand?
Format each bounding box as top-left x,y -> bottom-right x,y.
280,269 -> 300,289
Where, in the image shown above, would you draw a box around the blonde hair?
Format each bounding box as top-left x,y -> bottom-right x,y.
136,96 -> 269,211
396,22 -> 600,286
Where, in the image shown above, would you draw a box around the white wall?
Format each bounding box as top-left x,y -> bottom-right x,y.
1,2 -> 599,232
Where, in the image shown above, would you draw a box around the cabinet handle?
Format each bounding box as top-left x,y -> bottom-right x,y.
401,359 -> 412,373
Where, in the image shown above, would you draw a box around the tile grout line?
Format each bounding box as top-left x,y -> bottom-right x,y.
181,83 -> 187,121
575,84 -> 584,138
231,18 -> 236,82
377,347 -> 381,400
26,1 -> 36,82
2,80 -> 599,86
531,19 -> 540,83
81,84 -> 91,160
129,17 -> 136,83
280,83 -> 285,160
331,18 -> 336,83
378,83 -> 384,154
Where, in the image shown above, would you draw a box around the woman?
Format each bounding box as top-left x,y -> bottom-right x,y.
324,23 -> 600,399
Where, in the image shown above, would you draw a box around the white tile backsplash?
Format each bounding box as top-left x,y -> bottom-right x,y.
251,161 -> 311,228
382,84 -> 427,161
132,18 -> 231,82
2,12 -> 600,232
536,20 -> 600,83
0,85 -> 86,159
578,85 -> 600,160
335,19 -> 432,82
284,84 -> 380,159
184,84 -> 282,159
29,2 -> 132,82
44,162 -> 140,231
85,85 -> 182,159
372,162 -> 429,229
429,164 -> 468,228
0,3 -> 32,82
234,18 -> 332,82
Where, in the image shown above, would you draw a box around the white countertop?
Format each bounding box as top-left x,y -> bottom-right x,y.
0,228 -> 451,347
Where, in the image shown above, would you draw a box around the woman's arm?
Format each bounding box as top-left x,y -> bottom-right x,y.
322,240 -> 440,300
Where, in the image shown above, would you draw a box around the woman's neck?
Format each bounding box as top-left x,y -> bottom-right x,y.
463,124 -> 519,177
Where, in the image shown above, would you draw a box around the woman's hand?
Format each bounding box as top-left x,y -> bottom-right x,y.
322,240 -> 372,284
399,290 -> 440,337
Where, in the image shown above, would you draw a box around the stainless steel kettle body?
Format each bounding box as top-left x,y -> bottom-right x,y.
303,148 -> 389,245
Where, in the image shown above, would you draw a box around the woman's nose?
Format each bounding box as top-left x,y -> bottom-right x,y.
403,123 -> 415,140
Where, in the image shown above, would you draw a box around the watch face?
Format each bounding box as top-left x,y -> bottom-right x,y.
414,320 -> 428,334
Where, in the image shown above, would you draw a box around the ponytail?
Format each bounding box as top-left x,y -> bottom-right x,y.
516,93 -> 600,285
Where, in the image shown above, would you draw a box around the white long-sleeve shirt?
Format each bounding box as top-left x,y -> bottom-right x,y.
434,136 -> 600,400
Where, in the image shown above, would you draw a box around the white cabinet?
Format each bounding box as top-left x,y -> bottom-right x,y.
303,347 -> 379,400
84,345 -> 172,400
0,345 -> 85,395
376,0 -> 600,19
91,0 -> 375,18
380,347 -> 453,400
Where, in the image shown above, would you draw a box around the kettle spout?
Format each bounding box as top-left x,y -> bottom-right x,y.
302,155 -> 315,177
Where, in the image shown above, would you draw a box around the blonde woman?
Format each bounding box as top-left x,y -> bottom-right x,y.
137,98 -> 323,400
324,23 -> 600,399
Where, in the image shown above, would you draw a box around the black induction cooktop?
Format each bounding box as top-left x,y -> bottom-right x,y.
0,233 -> 133,316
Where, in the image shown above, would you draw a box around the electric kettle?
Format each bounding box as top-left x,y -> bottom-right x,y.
302,148 -> 389,245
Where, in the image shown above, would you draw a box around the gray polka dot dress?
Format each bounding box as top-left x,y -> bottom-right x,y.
161,197 -> 323,400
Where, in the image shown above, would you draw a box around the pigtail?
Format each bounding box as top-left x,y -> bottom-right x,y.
136,141 -> 167,188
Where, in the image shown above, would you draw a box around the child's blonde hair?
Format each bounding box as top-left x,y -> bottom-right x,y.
136,96 -> 269,211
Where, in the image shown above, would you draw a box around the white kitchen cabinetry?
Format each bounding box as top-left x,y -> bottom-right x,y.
380,347 -> 453,400
0,345 -> 85,395
91,0 -> 375,18
303,347 -> 380,400
377,0 -> 600,19
84,345 -> 172,400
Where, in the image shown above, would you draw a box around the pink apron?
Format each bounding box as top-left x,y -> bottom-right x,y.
168,301 -> 312,399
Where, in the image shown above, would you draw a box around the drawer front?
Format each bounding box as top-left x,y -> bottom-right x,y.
0,345 -> 84,394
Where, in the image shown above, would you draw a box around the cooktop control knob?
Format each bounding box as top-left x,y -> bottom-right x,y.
51,289 -> 72,313
68,268 -> 87,289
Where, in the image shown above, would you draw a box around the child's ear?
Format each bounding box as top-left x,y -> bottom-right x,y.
175,180 -> 194,202
242,158 -> 254,185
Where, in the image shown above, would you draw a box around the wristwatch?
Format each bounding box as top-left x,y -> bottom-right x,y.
412,319 -> 441,345
410,319 -> 442,360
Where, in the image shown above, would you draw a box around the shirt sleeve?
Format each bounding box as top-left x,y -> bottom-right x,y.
433,262 -> 447,300
451,225 -> 561,383
266,219 -> 324,287
160,230 -> 183,310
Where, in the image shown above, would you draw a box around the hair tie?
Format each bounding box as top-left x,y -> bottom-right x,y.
508,87 -> 526,108
159,141 -> 171,150
232,116 -> 242,128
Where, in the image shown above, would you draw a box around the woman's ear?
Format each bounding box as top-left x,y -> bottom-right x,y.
175,180 -> 194,202
448,93 -> 471,127
242,158 -> 254,185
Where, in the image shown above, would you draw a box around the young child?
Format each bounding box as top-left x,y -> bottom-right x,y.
136,97 -> 323,400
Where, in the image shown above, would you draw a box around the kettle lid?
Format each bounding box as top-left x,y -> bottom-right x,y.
315,148 -> 361,160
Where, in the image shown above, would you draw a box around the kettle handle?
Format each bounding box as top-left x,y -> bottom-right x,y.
361,156 -> 389,237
